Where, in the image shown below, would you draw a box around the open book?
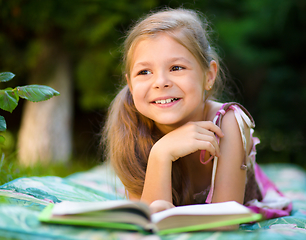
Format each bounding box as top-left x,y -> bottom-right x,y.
39,200 -> 261,235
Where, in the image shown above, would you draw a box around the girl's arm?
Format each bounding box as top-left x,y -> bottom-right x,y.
212,110 -> 250,204
127,143 -> 173,204
138,121 -> 224,205
139,142 -> 173,204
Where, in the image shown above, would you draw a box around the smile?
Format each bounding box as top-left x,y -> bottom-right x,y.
154,98 -> 179,104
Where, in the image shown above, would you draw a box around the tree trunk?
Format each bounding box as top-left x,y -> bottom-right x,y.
17,40 -> 73,166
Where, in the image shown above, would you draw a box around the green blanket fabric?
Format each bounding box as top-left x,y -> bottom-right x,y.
0,163 -> 306,239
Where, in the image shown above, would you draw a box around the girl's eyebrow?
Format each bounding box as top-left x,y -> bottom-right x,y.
133,61 -> 151,69
170,57 -> 192,64
133,57 -> 192,69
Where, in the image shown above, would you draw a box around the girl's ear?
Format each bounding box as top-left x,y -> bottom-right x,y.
204,60 -> 218,91
126,74 -> 133,94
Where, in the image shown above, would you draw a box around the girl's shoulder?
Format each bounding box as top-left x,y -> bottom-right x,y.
205,100 -> 224,122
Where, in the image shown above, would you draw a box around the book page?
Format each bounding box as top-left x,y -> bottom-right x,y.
151,201 -> 251,224
52,200 -> 150,218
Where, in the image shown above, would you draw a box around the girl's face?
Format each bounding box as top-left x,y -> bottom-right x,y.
128,33 -> 213,133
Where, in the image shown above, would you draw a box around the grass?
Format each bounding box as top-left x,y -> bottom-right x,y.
0,153 -> 100,186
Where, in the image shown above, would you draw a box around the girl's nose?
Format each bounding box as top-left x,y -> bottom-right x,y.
153,72 -> 173,89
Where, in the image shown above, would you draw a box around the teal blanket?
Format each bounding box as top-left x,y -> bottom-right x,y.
0,163 -> 306,239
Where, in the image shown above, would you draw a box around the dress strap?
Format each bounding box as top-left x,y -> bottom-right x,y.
205,102 -> 255,203
213,102 -> 255,128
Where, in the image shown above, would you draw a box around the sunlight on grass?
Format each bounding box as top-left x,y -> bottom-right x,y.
0,153 -> 99,186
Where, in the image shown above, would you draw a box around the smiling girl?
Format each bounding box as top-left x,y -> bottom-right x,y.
102,8 -> 291,219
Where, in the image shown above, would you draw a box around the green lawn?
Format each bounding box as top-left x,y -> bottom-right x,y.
0,154 -> 99,186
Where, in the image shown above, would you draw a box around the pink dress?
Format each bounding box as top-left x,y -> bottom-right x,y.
193,102 -> 292,219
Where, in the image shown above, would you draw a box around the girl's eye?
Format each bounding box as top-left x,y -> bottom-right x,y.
171,66 -> 184,71
138,70 -> 152,75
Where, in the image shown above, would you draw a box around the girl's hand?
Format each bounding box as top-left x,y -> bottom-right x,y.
149,200 -> 175,214
152,121 -> 224,162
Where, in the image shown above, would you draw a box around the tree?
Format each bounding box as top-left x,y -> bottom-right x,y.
17,41 -> 72,165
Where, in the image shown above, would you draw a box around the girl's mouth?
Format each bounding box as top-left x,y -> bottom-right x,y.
154,98 -> 179,104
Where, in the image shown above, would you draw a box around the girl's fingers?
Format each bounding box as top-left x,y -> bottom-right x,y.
194,132 -> 220,157
192,121 -> 223,157
195,121 -> 224,138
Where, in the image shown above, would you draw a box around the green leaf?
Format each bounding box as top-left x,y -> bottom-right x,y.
0,116 -> 6,132
0,72 -> 15,82
0,89 -> 19,113
15,85 -> 60,102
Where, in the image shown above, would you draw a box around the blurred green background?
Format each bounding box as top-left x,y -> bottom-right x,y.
0,0 -> 305,183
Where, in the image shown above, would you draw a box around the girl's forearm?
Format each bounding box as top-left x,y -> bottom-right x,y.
140,146 -> 173,204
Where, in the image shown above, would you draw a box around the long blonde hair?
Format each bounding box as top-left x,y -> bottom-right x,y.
102,8 -> 224,205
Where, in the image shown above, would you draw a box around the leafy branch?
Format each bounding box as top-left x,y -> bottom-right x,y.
0,72 -> 60,150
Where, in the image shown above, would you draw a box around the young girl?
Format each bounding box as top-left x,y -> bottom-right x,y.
102,8 -> 291,219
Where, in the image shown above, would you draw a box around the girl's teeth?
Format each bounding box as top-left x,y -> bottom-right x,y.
155,98 -> 177,104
